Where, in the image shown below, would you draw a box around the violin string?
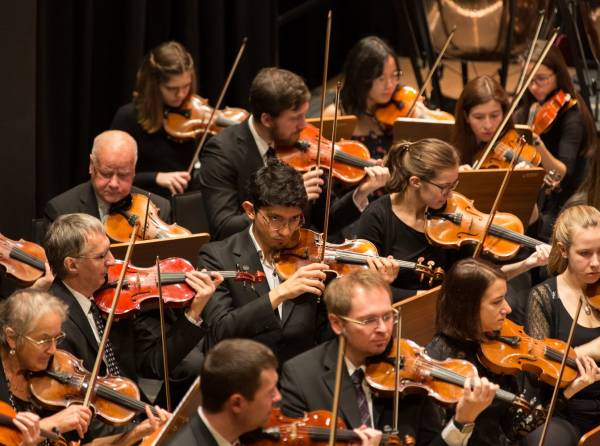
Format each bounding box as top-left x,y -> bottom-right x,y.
7,247 -> 46,271
333,149 -> 374,168
487,224 -> 542,248
330,249 -> 417,269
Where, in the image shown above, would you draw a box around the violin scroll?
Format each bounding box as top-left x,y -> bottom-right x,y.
414,257 -> 444,287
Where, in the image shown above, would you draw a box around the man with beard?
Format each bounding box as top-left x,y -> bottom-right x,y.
279,270 -> 497,446
198,67 -> 388,241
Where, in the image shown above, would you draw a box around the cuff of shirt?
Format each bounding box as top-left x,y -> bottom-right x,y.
352,188 -> 369,213
441,420 -> 472,446
184,310 -> 204,327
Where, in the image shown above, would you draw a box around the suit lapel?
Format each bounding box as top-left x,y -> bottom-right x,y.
53,281 -> 98,352
80,182 -> 101,219
193,413 -> 219,446
322,339 -> 362,427
237,120 -> 265,171
232,229 -> 270,298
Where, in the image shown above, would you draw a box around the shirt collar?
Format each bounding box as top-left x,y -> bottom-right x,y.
62,281 -> 93,314
198,407 -> 238,446
248,115 -> 273,162
248,224 -> 267,264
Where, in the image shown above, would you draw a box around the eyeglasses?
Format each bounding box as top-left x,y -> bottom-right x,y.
22,331 -> 66,348
531,73 -> 554,86
260,212 -> 304,231
374,70 -> 403,86
422,178 -> 459,194
337,311 -> 397,328
74,248 -> 112,261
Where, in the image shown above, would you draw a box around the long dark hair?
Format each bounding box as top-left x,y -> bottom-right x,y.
451,75 -> 513,164
436,258 -> 506,341
340,36 -> 400,116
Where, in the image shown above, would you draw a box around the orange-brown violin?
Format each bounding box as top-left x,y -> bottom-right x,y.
0,233 -> 47,286
0,400 -> 68,446
531,90 -> 576,135
476,129 -> 542,169
163,94 -> 249,141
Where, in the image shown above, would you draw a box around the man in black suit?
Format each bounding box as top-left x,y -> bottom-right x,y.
279,270 -> 498,446
199,67 -> 389,241
167,338 -> 382,446
44,213 -> 220,440
44,130 -> 171,229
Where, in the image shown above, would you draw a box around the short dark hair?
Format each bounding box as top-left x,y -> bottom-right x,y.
247,159 -> 308,212
200,339 -> 278,413
436,258 -> 506,341
249,68 -> 310,119
340,36 -> 400,116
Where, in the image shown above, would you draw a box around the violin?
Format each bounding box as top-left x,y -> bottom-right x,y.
425,192 -> 544,261
105,193 -> 191,242
29,349 -> 159,426
475,129 -> 542,169
531,90 -> 576,135
0,233 -> 47,286
243,407 -> 412,445
0,400 -> 68,446
365,338 -> 546,441
274,228 -> 444,286
478,319 -> 578,388
163,94 -> 249,141
374,85 -> 454,128
276,123 -> 375,186
94,258 -> 265,318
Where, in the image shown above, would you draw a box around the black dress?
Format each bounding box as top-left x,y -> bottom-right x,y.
110,102 -> 197,197
526,277 -> 600,435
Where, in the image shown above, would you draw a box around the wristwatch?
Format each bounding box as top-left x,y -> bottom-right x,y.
452,418 -> 475,434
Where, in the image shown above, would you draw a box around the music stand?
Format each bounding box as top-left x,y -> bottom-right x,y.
455,167 -> 545,224
110,233 -> 210,267
306,115 -> 357,141
393,117 -> 455,143
393,286 -> 441,346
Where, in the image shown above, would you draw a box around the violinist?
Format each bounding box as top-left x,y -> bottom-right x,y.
167,338 -> 382,446
198,66 -> 389,241
43,130 -> 171,232
451,75 -> 558,171
110,41 -> 197,197
427,258 -> 597,445
355,139 -> 548,300
199,160 -> 395,364
43,213 -> 220,435
279,269 -> 496,445
323,36 -> 400,159
517,45 -> 597,241
526,205 -> 600,435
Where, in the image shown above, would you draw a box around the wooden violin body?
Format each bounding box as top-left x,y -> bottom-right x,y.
276,124 -> 374,185
478,319 -> 578,388
374,85 -> 454,128
425,192 -> 542,260
476,129 -> 541,169
274,228 -> 443,286
29,350 -> 144,426
163,94 -> 249,141
244,407 -> 412,445
0,233 -> 46,286
532,90 -> 575,135
105,193 -> 191,242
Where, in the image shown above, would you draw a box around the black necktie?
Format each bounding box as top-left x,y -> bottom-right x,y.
351,368 -> 372,427
265,146 -> 276,161
89,303 -> 122,376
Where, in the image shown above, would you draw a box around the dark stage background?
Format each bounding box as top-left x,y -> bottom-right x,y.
0,0 -> 416,239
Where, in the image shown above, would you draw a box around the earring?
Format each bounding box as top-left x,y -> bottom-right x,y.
9,349 -> 15,356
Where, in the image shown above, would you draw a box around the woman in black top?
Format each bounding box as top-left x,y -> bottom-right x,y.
526,205 -> 600,435
111,41 -> 196,197
356,139 -> 549,299
427,258 -> 597,445
517,46 -> 597,241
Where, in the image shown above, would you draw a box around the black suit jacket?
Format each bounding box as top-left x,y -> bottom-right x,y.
199,120 -> 362,241
165,412 -> 218,446
43,181 -> 171,226
198,227 -> 331,364
279,338 -> 448,446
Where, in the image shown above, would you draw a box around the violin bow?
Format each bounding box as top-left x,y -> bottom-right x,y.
185,37 -> 248,175
141,193 -> 152,240
314,10 -> 332,173
472,136 -> 527,259
392,307 -> 402,433
514,10 -> 546,94
82,221 -> 139,411
327,335 -> 347,446
156,256 -> 172,412
405,26 -> 456,118
537,294 -> 584,446
473,29 -> 559,170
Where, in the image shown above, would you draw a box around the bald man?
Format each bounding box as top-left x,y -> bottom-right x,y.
44,130 -> 171,227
